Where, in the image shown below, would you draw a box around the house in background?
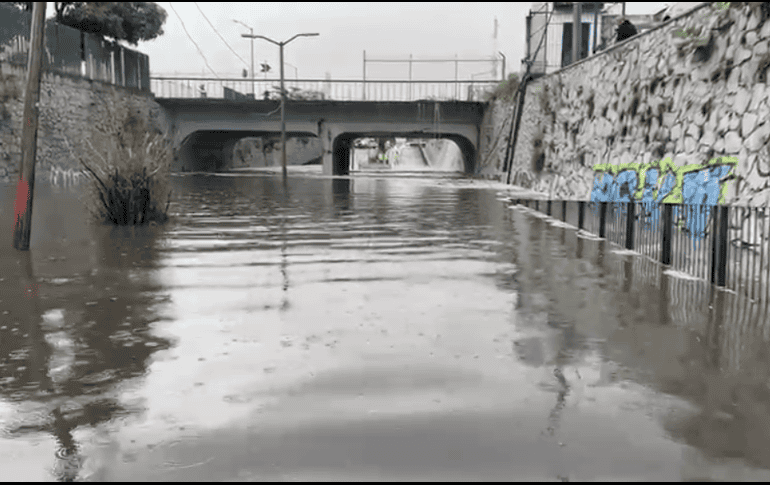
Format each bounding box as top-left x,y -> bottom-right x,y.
523,2 -> 658,78
653,2 -> 708,22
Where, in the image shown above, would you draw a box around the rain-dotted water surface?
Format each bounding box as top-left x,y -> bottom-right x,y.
1,170 -> 770,481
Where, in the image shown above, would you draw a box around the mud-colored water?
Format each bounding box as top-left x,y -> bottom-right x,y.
1,170 -> 770,481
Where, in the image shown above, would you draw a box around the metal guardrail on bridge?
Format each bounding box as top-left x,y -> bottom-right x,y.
150,77 -> 501,102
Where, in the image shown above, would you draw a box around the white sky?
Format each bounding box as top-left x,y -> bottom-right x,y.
49,2 -> 671,81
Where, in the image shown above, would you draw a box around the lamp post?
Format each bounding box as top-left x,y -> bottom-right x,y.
242,32 -> 319,180
233,20 -> 255,98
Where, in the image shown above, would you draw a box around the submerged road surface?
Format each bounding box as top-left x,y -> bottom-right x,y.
1,170 -> 770,481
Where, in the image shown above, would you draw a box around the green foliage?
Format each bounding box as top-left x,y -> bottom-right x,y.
285,87 -> 325,101
56,2 -> 167,46
485,73 -> 520,103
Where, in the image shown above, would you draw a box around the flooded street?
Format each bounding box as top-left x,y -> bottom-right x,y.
2,170 -> 770,481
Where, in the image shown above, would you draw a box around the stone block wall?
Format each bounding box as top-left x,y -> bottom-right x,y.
0,61 -> 168,182
490,2 -> 770,207
477,98 -> 516,180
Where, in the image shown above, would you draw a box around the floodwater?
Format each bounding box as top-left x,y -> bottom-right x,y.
1,169 -> 770,481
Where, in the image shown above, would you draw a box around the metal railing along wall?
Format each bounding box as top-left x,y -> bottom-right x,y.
512,199 -> 770,304
0,2 -> 150,91
150,77 -> 501,102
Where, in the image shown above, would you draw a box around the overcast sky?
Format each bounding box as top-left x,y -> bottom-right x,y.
61,2 -> 672,81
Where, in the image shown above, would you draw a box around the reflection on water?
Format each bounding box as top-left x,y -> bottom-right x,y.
0,182 -> 172,481
1,172 -> 770,481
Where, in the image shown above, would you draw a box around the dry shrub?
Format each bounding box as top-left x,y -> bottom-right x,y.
65,104 -> 172,225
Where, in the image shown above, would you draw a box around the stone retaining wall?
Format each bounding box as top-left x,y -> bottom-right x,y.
0,61 -> 168,182
483,2 -> 770,207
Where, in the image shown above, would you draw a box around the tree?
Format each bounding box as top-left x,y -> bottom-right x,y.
11,2 -> 32,11
54,2 -> 77,23
56,2 -> 167,46
11,2 -> 167,46
12,2 -> 84,24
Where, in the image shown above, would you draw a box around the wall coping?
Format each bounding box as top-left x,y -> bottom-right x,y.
533,1 -> 716,83
0,60 -> 153,99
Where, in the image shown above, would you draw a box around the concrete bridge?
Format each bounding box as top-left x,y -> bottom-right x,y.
156,98 -> 487,176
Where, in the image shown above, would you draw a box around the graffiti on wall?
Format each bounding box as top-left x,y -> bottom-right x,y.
590,156 -> 738,241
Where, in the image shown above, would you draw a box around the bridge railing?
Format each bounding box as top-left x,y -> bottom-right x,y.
150,77 -> 501,102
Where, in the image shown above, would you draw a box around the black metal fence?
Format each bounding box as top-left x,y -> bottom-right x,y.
512,199 -> 770,303
0,3 -> 150,91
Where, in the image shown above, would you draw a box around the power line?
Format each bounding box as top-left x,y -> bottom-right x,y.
193,2 -> 249,69
524,3 -> 555,72
503,4 -> 556,181
167,2 -> 220,79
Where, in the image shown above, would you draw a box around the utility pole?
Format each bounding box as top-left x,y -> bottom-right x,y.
233,20 -> 255,98
454,53 -> 459,99
492,17 -> 498,78
279,43 -> 285,178
13,2 -> 46,251
245,32 -> 319,180
408,53 -> 412,101
572,2 -> 582,64
593,4 -> 599,55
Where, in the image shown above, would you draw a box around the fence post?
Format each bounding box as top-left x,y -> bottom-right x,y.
547,200 -> 552,216
536,200 -> 540,212
578,201 -> 585,230
625,201 -> 635,250
562,200 -> 567,222
662,203 -> 673,265
712,205 -> 729,286
599,202 -> 607,238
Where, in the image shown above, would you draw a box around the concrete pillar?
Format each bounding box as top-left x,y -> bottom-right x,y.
222,138 -> 239,171
319,120 -> 335,175
176,139 -> 196,172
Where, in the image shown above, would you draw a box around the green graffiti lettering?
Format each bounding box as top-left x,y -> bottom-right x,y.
591,156 -> 737,204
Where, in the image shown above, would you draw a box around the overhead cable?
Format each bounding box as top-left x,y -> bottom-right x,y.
167,2 -> 220,79
193,2 -> 250,69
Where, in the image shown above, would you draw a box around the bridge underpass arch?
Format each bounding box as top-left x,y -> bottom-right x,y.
332,132 -> 477,176
176,130 -> 320,172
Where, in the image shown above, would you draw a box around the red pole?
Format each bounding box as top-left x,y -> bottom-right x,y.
13,2 -> 47,251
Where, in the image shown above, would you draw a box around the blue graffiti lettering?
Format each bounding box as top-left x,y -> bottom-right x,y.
615,170 -> 638,202
682,165 -> 732,206
655,172 -> 676,204
589,162 -> 735,243
591,172 -> 614,202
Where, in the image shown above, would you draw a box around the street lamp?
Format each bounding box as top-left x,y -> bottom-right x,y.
242,32 -> 319,180
233,19 -> 255,98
